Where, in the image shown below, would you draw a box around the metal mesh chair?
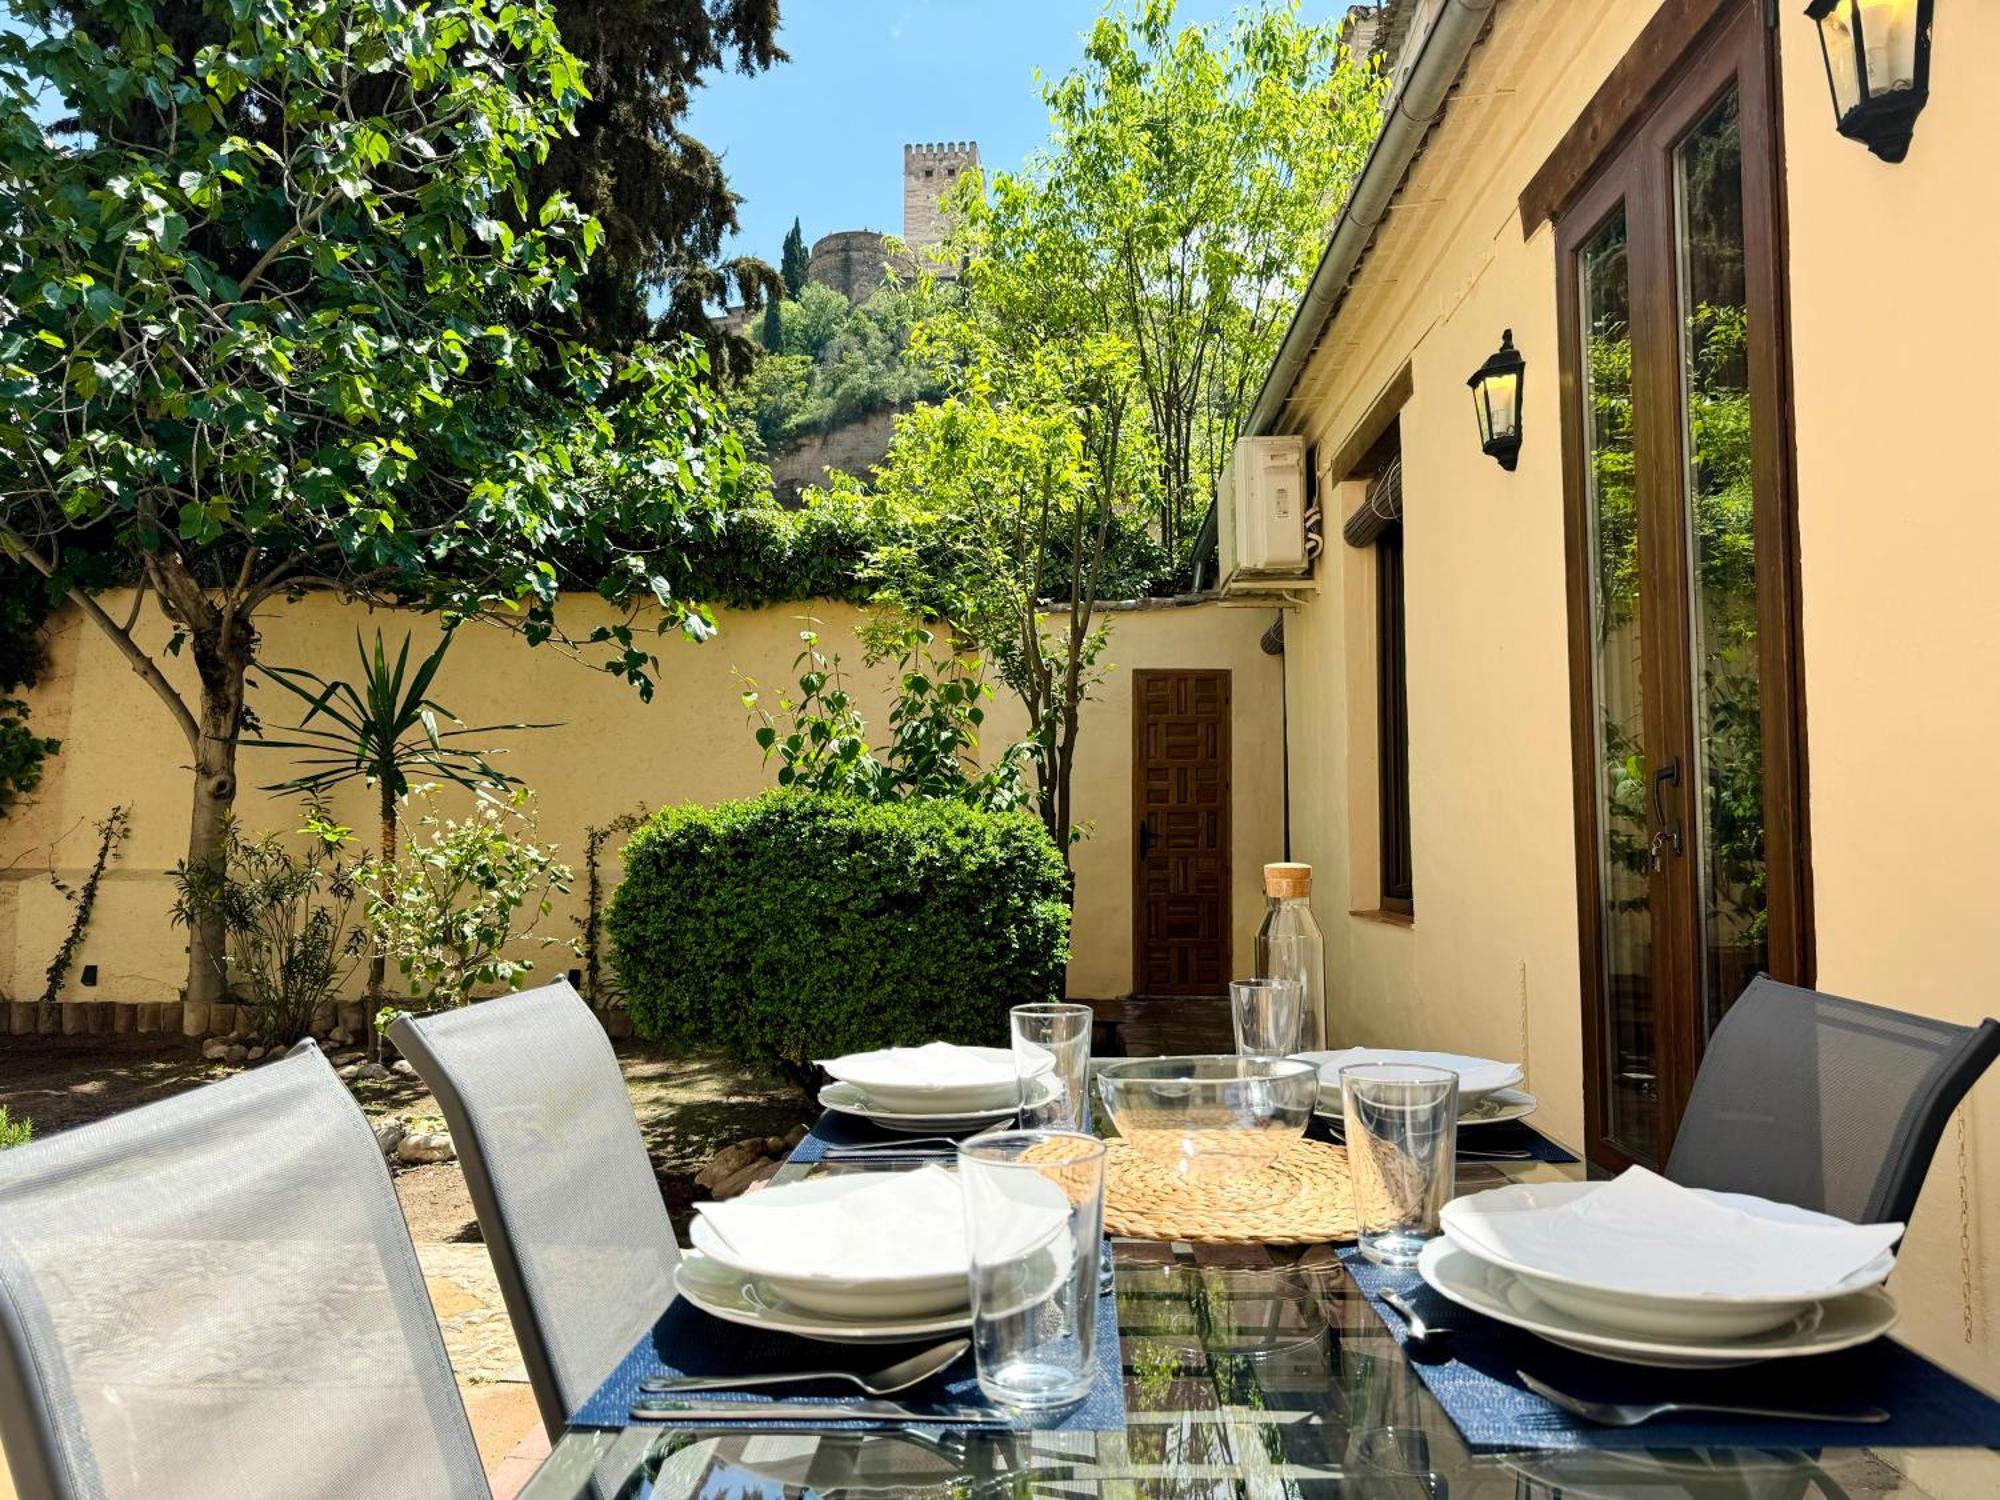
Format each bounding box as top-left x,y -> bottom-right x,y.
390,981 -> 679,1437
1665,975 -> 2000,1225
0,1043 -> 487,1500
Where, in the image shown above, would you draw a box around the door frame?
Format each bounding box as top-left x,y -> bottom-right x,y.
1129,668 -> 1233,997
1554,1 -> 1812,1172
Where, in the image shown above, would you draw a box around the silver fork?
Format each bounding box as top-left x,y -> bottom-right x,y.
1518,1371 -> 1890,1428
821,1122 -> 1013,1158
820,1136 -> 964,1157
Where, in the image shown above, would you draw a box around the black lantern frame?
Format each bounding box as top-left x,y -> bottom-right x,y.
1467,329 -> 1525,472
1805,0 -> 1934,163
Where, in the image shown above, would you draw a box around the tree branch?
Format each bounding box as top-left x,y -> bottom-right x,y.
3,527 -> 201,751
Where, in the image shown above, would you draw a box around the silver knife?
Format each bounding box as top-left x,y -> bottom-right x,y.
628,1398 -> 1014,1425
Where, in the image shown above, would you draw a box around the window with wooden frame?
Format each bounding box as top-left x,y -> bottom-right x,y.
1375,519 -> 1413,913
1536,0 -> 1809,1171
1343,431 -> 1413,917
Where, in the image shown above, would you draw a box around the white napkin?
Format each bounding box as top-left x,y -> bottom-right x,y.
1447,1167 -> 1903,1301
696,1166 -> 970,1280
817,1041 -> 1016,1091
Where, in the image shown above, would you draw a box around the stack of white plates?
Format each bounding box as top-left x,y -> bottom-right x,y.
679,1167 -> 1068,1343
817,1041 -> 1057,1133
1295,1047 -> 1534,1128
1419,1167 -> 1904,1367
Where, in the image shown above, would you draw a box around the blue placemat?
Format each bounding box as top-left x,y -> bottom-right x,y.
786,1108 -> 936,1165
569,1283 -> 1126,1432
1340,1247 -> 2000,1452
1307,1114 -> 1578,1165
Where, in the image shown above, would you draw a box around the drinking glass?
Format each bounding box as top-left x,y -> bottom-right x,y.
1011,1002 -> 1093,1130
957,1129 -> 1107,1411
1230,977 -> 1304,1058
1340,1063 -> 1457,1267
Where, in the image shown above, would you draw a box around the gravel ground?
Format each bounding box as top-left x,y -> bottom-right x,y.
0,1033 -> 808,1240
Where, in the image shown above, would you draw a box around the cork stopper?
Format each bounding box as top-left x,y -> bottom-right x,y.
1264,862 -> 1312,899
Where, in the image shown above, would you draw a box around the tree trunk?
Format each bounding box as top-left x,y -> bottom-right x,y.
139,549 -> 256,1034
181,620 -> 252,1026
365,783 -> 397,1061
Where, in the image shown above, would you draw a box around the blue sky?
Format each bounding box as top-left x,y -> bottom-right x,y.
685,0 -> 1252,267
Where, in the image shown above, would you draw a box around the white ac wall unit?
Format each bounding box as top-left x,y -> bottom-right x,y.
1217,435 -> 1308,592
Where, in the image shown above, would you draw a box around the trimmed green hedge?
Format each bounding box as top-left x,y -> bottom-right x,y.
666,483 -> 1182,611
610,791 -> 1071,1085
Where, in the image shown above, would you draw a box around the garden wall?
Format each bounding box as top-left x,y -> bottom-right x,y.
0,592 -> 1284,1033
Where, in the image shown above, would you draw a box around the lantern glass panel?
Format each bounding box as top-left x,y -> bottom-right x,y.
1472,386 -> 1494,445
1858,0 -> 1920,101
1817,4 -> 1863,116
1486,371 -> 1520,443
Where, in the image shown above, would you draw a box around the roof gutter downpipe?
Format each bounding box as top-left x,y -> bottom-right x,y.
1245,0 -> 1497,438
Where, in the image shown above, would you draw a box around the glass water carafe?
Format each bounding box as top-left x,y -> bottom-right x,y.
1255,862 -> 1326,1051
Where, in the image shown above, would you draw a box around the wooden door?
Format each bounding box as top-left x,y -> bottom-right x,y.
1132,670 -> 1231,996
1556,4 -> 1809,1171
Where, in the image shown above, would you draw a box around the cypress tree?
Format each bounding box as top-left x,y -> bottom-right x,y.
531,0 -> 787,372
781,217 -> 811,297
760,296 -> 787,352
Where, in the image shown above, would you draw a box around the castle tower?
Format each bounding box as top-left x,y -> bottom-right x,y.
903,141 -> 979,250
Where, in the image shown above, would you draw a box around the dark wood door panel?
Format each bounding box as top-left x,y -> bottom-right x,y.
1132,670 -> 1231,997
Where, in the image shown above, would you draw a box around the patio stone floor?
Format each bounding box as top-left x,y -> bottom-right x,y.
418,1241 -> 547,1496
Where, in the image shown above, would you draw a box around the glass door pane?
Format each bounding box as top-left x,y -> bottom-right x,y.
1673,87 -> 1766,1041
1578,208 -> 1658,1164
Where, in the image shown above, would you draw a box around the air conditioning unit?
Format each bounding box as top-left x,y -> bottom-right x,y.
1217,435 -> 1308,591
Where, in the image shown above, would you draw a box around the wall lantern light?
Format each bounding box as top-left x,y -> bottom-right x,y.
1805,0 -> 1933,163
1467,329 -> 1524,472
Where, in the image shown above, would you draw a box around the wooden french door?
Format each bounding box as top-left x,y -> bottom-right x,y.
1558,4 -> 1810,1171
1132,670 -> 1231,996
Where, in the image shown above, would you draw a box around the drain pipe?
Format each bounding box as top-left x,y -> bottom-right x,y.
1245,0 -> 1497,438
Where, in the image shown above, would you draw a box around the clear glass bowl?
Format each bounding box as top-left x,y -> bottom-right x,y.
1095,1055 -> 1318,1175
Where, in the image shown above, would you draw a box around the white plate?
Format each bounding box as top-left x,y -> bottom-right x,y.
674,1251 -> 973,1345
1440,1181 -> 1897,1338
692,1173 -> 971,1317
819,1043 -> 1052,1113
818,1074 -> 1062,1134
1295,1048 -> 1524,1103
1417,1237 -> 1899,1369
1315,1086 -> 1538,1129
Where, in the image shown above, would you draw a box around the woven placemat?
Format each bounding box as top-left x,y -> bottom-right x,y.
1085,1134 -> 1359,1246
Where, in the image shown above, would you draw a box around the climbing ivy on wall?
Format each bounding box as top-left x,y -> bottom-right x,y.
1,562 -> 58,817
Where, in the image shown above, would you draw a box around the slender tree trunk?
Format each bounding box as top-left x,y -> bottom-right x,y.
366,782 -> 396,1061
180,616 -> 252,1027
143,550 -> 256,1033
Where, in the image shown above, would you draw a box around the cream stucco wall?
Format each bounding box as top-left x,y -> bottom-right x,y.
0,594 -> 1282,1011
1271,0 -> 2000,1416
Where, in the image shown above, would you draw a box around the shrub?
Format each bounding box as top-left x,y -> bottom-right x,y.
170,805 -> 364,1046
740,616 -> 1029,812
0,1105 -> 29,1150
610,791 -> 1071,1088
362,788 -> 578,1013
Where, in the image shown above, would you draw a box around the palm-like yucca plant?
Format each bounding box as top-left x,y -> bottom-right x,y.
251,630 -> 551,1051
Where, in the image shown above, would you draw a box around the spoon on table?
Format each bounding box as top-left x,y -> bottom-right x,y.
1382,1288 -> 1449,1345
639,1337 -> 970,1397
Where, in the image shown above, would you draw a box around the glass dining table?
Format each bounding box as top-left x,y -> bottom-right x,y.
517,1144 -> 1998,1499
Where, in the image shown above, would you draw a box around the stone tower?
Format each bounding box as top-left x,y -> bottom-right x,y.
903,141 -> 979,249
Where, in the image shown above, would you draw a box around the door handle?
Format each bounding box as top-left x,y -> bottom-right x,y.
1649,757 -> 1683,870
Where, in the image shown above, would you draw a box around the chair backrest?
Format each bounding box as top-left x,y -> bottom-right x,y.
0,1043 -> 487,1500
390,982 -> 679,1435
1666,975 -> 2000,1224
